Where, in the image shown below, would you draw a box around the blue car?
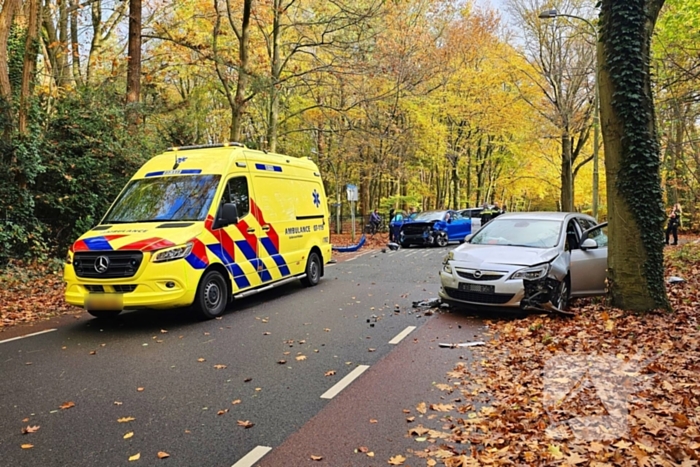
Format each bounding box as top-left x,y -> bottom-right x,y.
399,210 -> 473,247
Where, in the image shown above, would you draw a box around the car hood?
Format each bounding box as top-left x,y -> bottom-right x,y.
72,221 -> 203,252
451,244 -> 560,267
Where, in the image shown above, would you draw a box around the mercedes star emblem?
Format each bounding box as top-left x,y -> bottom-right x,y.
94,256 -> 110,274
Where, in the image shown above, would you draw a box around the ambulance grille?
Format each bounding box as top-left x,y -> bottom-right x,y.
73,251 -> 143,278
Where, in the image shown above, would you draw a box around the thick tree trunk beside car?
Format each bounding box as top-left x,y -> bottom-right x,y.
599,0 -> 669,311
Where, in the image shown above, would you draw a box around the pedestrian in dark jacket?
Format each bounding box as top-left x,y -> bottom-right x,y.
665,203 -> 682,245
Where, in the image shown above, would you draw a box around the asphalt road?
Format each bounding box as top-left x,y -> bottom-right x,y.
0,245 -> 488,467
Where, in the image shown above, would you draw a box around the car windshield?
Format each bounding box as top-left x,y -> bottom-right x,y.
413,211 -> 446,222
470,218 -> 563,248
104,175 -> 221,223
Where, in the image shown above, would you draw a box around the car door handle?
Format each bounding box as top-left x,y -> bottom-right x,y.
261,225 -> 270,231
247,228 -> 256,234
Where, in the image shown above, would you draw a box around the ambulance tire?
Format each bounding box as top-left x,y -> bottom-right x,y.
300,252 -> 321,287
194,270 -> 228,320
87,310 -> 121,319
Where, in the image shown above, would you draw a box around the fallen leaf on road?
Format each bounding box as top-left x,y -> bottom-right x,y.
232,400 -> 241,405
237,420 -> 254,428
21,425 -> 40,434
277,360 -> 287,364
89,351 -> 96,355
157,452 -> 170,459
388,454 -> 406,465
59,401 -> 75,410
244,378 -> 252,382
114,401 -> 122,406
263,332 -> 271,335
310,455 -> 323,461
118,417 -> 136,423
295,355 -> 307,361
197,358 -> 205,362
160,329 -> 168,333
406,416 -> 415,422
324,328 -> 330,332
217,409 -> 228,415
358,446 -> 369,453
137,387 -> 144,392
325,370 -> 336,376
368,348 -> 376,352
21,444 -> 34,449
123,432 -> 133,439
430,403 -> 453,412
416,402 -> 427,414
213,364 -> 227,369
369,419 -> 378,424
128,453 -> 140,461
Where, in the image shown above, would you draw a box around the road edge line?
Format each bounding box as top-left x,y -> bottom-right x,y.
388,326 -> 416,345
0,328 -> 57,345
320,365 -> 370,399
231,445 -> 272,467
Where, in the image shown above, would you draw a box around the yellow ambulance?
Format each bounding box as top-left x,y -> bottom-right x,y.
63,143 -> 332,319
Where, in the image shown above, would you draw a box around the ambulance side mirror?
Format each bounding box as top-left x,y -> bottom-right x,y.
217,203 -> 239,228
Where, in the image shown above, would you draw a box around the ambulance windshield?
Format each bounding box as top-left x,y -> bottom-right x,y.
104,175 -> 221,223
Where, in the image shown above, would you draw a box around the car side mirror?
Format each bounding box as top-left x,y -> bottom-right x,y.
216,203 -> 238,228
580,238 -> 598,250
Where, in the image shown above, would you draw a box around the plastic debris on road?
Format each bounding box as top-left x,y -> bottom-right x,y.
438,341 -> 486,348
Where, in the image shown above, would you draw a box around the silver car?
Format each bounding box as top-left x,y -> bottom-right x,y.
439,212 -> 607,312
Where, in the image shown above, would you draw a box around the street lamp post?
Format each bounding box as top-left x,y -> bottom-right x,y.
539,8 -> 600,219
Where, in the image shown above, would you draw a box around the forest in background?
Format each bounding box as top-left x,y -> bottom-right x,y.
0,0 -> 697,261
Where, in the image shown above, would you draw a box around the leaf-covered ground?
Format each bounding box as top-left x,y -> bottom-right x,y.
0,260 -> 77,329
404,242 -> 700,466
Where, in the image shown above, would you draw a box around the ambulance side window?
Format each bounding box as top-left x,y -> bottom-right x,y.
223,177 -> 250,218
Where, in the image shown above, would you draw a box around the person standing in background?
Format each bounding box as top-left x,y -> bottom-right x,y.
665,203 -> 682,246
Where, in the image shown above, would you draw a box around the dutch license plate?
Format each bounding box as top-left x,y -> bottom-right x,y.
85,293 -> 123,311
458,283 -> 495,294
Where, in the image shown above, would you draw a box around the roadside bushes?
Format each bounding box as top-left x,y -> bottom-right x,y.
0,86 -> 164,263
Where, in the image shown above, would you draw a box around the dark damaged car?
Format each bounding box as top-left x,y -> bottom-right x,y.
439,212 -> 607,313
399,210 -> 473,248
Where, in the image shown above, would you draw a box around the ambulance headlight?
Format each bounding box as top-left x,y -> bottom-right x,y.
152,242 -> 194,263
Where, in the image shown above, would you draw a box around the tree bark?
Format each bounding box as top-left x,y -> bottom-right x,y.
266,0 -> 281,152
228,0 -> 252,142
561,131 -> 573,211
126,0 -> 142,129
600,0 -> 668,311
19,0 -> 41,135
69,0 -> 81,86
0,0 -> 21,103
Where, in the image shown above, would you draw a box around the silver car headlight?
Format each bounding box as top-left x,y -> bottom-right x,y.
510,264 -> 549,281
443,262 -> 452,274
152,242 -> 194,263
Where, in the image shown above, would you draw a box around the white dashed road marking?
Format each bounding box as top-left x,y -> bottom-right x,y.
389,326 -> 416,345
0,329 -> 57,345
320,365 -> 370,399
231,446 -> 272,467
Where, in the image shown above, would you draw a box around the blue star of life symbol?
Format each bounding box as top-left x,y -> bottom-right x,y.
312,190 -> 321,208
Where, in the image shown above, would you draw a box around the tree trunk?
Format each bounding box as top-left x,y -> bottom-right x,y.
266,0 -> 281,152
19,0 -> 40,135
229,0 -> 252,142
69,0 -> 81,86
126,0 -> 142,129
561,132 -> 573,211
599,0 -> 668,311
0,0 -> 21,102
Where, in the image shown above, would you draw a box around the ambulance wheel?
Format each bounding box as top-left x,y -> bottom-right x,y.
194,270 -> 228,319
87,310 -> 121,319
300,252 -> 321,287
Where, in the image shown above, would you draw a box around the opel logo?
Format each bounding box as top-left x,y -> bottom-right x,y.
94,256 -> 110,274
473,270 -> 483,278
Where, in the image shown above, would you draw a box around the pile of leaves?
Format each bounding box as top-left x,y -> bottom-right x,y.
331,232 -> 390,250
404,242 -> 700,466
0,260 -> 76,328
